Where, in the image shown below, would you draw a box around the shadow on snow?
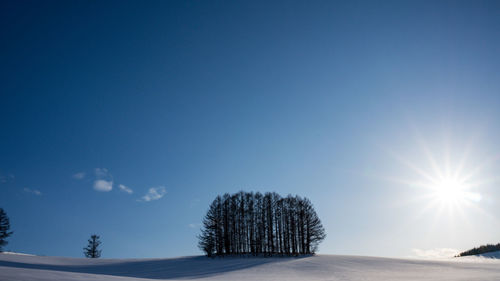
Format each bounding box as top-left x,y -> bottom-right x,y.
0,255 -> 311,279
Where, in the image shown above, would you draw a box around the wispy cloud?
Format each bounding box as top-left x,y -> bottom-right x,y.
72,172 -> 86,180
189,198 -> 200,208
94,180 -> 113,192
188,223 -> 200,229
95,168 -> 110,179
139,186 -> 166,202
24,188 -> 42,196
119,184 -> 133,194
93,168 -> 113,192
0,173 -> 14,183
411,248 -> 459,259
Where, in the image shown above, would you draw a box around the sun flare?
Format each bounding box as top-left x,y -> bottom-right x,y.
426,175 -> 483,209
386,134 -> 492,219
431,177 -> 469,204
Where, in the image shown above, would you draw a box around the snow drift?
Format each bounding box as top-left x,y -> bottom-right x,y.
1,252 -> 500,281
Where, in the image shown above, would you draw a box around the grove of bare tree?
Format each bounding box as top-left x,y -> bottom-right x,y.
199,192 -> 326,257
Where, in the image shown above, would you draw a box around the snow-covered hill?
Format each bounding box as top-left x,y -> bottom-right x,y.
1,252 -> 500,281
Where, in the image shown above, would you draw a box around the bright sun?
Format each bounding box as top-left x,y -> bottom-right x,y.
386,132 -> 492,220
428,176 -> 483,208
420,175 -> 483,217
431,178 -> 468,204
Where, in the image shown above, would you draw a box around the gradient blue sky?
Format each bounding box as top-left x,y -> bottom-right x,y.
1,0 -> 500,258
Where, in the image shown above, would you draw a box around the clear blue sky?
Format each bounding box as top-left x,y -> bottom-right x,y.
1,0 -> 500,258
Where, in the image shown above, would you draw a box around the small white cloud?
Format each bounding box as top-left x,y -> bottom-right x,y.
93,180 -> 113,192
411,248 -> 459,259
119,184 -> 133,194
73,172 -> 86,180
92,168 -> 113,192
139,186 -> 166,202
188,223 -> 200,229
24,188 -> 42,196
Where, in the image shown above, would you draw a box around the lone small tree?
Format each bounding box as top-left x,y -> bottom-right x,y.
0,208 -> 13,252
83,234 -> 102,258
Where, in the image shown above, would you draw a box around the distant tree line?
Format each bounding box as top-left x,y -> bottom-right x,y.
198,192 -> 326,257
457,243 -> 500,257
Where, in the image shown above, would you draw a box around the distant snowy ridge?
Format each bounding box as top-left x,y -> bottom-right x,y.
2,251 -> 35,256
455,249 -> 500,260
457,243 -> 500,257
478,250 -> 500,258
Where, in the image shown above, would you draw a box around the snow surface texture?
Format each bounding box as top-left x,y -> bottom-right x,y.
1,253 -> 500,281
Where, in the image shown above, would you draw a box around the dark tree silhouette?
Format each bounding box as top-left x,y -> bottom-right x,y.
83,234 -> 102,258
199,192 -> 326,256
0,208 -> 13,252
458,243 -> 500,257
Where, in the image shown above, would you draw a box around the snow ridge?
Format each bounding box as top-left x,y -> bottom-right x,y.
1,253 -> 500,281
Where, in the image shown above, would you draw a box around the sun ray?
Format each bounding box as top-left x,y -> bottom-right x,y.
413,129 -> 445,180
385,149 -> 438,183
460,153 -> 500,183
381,131 -> 500,231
